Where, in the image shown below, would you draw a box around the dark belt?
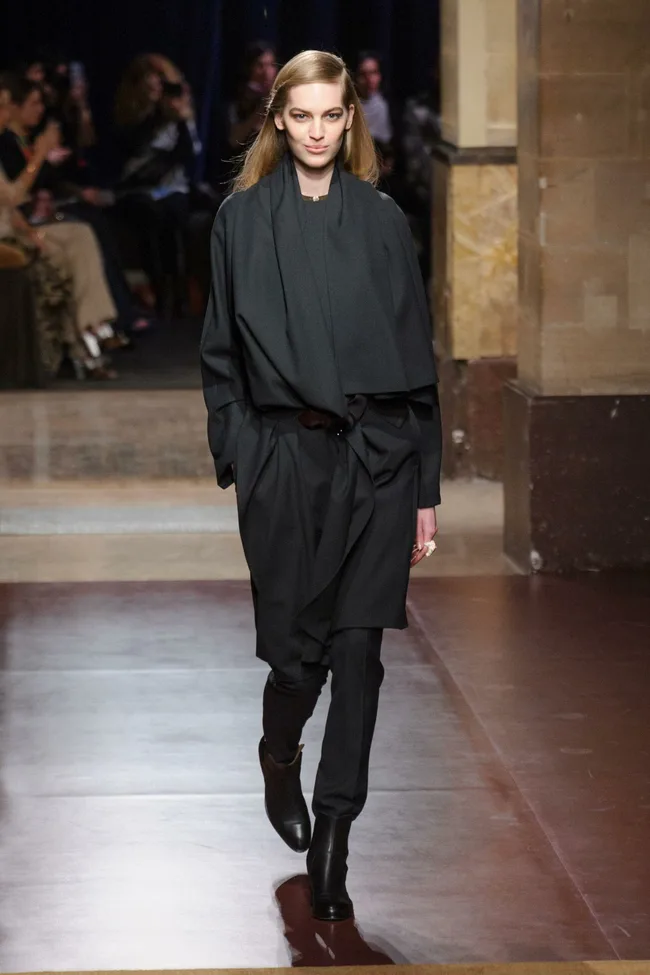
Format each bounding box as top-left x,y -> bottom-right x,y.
297,408 -> 343,431
297,397 -> 408,432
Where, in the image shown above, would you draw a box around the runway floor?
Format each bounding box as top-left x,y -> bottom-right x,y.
1,573 -> 649,970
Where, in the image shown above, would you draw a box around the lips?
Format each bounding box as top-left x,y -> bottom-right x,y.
305,145 -> 327,153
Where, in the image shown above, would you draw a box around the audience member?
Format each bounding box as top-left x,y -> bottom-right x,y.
398,74 -> 441,280
114,54 -> 203,316
0,74 -> 146,336
0,79 -> 118,379
355,51 -> 393,147
227,42 -> 277,153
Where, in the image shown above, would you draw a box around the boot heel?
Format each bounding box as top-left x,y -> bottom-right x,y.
307,814 -> 354,922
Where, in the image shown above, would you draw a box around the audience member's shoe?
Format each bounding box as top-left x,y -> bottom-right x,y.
259,738 -> 311,853
307,814 -> 354,922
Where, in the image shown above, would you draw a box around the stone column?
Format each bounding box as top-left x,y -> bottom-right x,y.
435,0 -> 519,479
504,0 -> 650,571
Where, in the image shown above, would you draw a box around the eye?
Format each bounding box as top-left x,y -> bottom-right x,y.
327,112 -> 343,120
292,113 -> 308,121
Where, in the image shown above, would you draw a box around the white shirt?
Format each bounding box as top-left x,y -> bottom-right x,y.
359,92 -> 393,144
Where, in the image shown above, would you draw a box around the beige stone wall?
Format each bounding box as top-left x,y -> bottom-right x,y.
441,0 -> 517,148
434,158 -> 518,359
518,0 -> 650,395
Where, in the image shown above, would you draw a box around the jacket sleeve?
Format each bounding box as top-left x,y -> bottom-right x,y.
409,384 -> 442,508
200,202 -> 247,489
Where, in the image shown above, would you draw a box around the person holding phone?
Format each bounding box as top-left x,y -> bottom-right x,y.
115,57 -> 202,315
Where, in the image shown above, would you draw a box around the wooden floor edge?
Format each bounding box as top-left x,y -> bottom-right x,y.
5,962 -> 650,975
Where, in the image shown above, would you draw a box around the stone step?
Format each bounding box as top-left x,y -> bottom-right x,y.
0,389 -> 212,481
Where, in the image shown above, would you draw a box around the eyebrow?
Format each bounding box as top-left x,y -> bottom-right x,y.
289,106 -> 344,113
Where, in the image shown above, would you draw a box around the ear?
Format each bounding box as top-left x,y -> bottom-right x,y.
274,112 -> 285,131
345,104 -> 355,131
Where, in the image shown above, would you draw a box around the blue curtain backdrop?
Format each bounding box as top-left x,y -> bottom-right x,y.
2,0 -> 439,182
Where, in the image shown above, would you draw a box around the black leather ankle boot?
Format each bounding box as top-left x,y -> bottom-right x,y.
259,738 -> 311,852
307,814 -> 354,921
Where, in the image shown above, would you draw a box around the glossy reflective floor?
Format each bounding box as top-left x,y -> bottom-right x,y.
1,573 -> 649,970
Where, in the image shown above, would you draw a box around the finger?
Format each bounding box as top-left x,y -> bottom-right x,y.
410,547 -> 426,567
417,517 -> 425,552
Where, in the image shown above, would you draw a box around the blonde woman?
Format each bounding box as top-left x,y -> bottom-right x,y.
201,51 -> 441,921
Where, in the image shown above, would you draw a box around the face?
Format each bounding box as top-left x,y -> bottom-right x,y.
25,62 -> 45,84
250,51 -> 277,93
0,90 -> 11,132
275,82 -> 354,173
357,58 -> 381,97
16,89 -> 45,129
144,72 -> 163,103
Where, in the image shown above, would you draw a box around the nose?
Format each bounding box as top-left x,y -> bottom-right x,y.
308,119 -> 325,142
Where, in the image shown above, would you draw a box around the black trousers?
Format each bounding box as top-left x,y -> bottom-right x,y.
115,192 -> 190,313
262,627 -> 384,819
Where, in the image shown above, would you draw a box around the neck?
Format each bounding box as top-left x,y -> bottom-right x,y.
292,156 -> 335,198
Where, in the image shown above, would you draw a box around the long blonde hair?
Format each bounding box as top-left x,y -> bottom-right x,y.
233,50 -> 379,192
114,54 -> 184,128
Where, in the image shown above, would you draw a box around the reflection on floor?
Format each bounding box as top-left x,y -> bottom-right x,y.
1,574 -> 649,970
0,477 -> 515,581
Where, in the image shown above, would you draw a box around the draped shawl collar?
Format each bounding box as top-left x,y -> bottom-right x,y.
246,152 -> 436,417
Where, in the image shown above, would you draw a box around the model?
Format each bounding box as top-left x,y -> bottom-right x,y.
201,50 -> 441,922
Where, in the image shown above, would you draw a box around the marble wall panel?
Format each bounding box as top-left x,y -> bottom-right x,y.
449,164 -> 519,359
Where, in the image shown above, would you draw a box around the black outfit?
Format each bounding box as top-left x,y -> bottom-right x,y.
115,112 -> 201,313
0,130 -> 137,333
201,153 -> 441,820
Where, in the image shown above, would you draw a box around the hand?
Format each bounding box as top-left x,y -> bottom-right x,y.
46,146 -> 72,166
80,187 -> 102,206
34,121 -> 61,157
170,94 -> 193,120
410,507 -> 438,567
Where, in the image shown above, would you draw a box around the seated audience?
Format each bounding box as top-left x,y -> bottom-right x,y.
0,74 -> 146,335
0,77 -> 121,380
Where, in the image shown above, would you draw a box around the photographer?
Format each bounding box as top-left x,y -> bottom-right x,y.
115,57 -> 202,315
